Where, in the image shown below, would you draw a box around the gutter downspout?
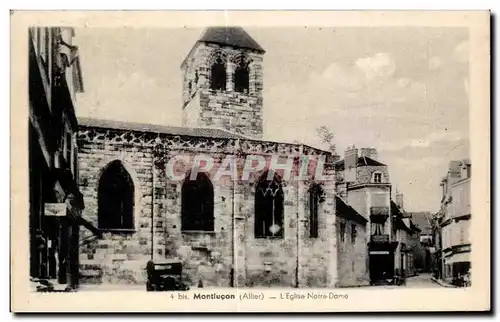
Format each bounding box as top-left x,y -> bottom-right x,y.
231,153 -> 236,288
295,177 -> 300,288
151,136 -> 162,262
295,150 -> 303,289
151,150 -> 156,261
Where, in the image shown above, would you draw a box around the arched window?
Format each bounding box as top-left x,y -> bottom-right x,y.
255,171 -> 284,238
210,57 -> 226,91
98,160 -> 134,231
234,62 -> 249,93
309,183 -> 324,238
181,172 -> 214,231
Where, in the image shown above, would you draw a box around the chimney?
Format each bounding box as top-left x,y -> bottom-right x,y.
344,146 -> 358,183
359,148 -> 378,161
460,160 -> 471,179
395,192 -> 404,211
344,145 -> 359,169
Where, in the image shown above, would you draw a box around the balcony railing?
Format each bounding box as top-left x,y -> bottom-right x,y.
371,234 -> 390,243
370,206 -> 390,216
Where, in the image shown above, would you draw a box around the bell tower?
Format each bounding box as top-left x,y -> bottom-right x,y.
181,27 -> 265,139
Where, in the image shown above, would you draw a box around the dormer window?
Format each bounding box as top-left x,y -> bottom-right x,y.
372,172 -> 382,183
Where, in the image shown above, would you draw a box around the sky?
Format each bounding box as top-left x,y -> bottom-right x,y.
73,26 -> 470,213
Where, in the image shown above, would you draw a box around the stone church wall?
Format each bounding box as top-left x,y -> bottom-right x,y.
78,138 -> 155,284
77,125 -> 340,288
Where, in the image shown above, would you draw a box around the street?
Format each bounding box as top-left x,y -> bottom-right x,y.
405,273 -> 443,288
365,273 -> 444,289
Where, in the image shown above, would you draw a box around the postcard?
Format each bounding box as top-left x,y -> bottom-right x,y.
10,10 -> 490,312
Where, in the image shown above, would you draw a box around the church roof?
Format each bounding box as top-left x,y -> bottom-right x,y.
78,117 -> 247,140
78,118 -> 333,156
198,27 -> 265,53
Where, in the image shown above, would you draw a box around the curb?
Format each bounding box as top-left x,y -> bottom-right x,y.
431,277 -> 457,288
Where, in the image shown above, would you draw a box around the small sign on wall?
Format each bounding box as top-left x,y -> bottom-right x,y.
44,203 -> 67,217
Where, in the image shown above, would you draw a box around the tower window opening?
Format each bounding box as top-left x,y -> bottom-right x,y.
234,62 -> 249,93
210,57 -> 226,91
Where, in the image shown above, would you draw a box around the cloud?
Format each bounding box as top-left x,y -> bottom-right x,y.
320,63 -> 366,93
409,130 -> 464,148
355,53 -> 396,81
309,53 -> 425,113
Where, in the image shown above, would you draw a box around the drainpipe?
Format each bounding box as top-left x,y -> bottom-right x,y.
295,181 -> 299,288
231,154 -> 236,288
150,149 -> 156,262
295,153 -> 301,288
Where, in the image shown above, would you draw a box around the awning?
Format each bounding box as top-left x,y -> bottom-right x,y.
445,252 -> 470,264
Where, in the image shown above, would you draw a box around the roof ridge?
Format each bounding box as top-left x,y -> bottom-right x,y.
198,26 -> 265,53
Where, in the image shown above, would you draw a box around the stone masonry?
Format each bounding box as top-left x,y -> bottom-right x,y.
76,124 -> 349,287
182,39 -> 264,139
76,27 -> 373,288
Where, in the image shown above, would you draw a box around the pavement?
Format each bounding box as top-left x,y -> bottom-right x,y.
364,273 -> 446,289
404,273 -> 446,288
74,273 -> 444,292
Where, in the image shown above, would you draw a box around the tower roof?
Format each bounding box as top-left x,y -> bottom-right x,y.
198,27 -> 265,53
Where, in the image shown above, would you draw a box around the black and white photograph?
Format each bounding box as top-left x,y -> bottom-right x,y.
12,10 -> 490,312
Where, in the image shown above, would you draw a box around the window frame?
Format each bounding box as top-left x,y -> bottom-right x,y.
254,171 -> 285,239
309,183 -> 323,238
97,160 -> 135,233
234,62 -> 250,94
339,221 -> 346,243
372,172 -> 382,183
210,57 -> 227,91
351,224 -> 357,244
181,171 -> 215,232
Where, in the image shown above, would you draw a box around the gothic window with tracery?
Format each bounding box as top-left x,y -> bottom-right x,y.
181,172 -> 214,231
255,171 -> 284,238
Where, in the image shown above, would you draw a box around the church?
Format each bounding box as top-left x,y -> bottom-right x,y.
76,27 -> 371,288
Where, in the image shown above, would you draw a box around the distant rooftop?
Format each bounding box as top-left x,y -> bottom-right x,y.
449,159 -> 471,173
198,27 -> 265,53
334,156 -> 386,171
409,212 -> 433,235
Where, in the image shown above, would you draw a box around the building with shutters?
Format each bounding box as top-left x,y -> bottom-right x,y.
436,159 -> 471,284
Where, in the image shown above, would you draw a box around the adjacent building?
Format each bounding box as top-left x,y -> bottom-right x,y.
29,27 -> 100,290
409,212 -> 434,273
334,148 -> 421,283
437,160 -> 471,283
391,197 -> 421,278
